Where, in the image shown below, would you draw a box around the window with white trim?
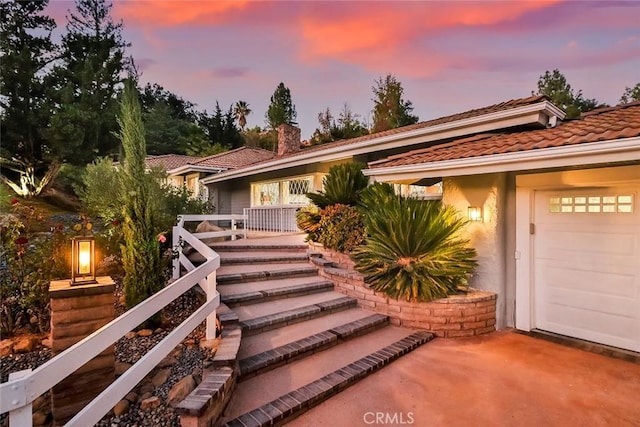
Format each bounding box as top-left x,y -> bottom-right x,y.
549,194 -> 634,213
251,176 -> 315,206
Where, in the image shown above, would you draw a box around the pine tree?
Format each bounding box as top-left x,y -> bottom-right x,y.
266,82 -> 297,130
118,80 -> 164,310
371,74 -> 418,133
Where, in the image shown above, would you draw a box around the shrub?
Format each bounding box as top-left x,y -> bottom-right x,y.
0,201 -> 71,336
317,204 -> 366,253
306,162 -> 368,208
351,197 -> 477,302
295,205 -> 321,243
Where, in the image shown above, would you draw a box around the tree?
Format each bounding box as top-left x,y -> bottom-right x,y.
534,69 -> 606,119
620,83 -> 640,104
371,74 -> 418,133
233,100 -> 251,131
199,102 -> 243,149
0,0 -> 59,197
310,104 -> 369,146
48,0 -> 130,164
118,80 -> 164,309
266,82 -> 297,130
140,82 -> 198,122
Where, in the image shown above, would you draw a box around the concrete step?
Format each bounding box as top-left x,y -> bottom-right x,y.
238,308 -> 377,359
218,251 -> 310,265
236,294 -> 358,336
211,244 -> 309,253
238,314 -> 390,378
190,250 -> 310,265
217,263 -> 318,285
221,280 -> 334,307
220,328 -> 434,425
217,275 -> 332,297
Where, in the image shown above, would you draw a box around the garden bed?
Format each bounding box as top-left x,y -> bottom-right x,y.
310,245 -> 496,338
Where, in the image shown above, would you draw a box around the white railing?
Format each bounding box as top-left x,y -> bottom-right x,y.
0,214 -> 236,427
244,206 -> 300,233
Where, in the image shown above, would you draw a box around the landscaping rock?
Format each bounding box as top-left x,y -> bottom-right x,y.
140,391 -> 153,401
125,391 -> 138,403
13,336 -> 38,353
0,340 -> 13,357
41,338 -> 52,349
157,356 -> 178,368
113,399 -> 130,417
167,375 -> 196,407
140,396 -> 161,411
115,362 -> 131,376
151,368 -> 171,387
32,395 -> 49,412
137,329 -> 153,337
195,221 -> 227,244
32,410 -> 48,426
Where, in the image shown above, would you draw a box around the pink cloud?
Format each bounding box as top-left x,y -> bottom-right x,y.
113,1 -> 250,27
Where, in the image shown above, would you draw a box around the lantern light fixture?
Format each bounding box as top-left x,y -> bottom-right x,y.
71,235 -> 96,285
468,206 -> 483,222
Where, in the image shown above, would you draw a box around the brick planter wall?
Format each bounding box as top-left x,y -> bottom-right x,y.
310,245 -> 497,338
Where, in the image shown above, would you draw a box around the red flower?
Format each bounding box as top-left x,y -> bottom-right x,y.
111,220 -> 120,226
15,236 -> 29,245
158,234 -> 167,243
10,198 -> 19,205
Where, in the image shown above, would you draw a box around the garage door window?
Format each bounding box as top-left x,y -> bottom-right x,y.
549,194 -> 634,213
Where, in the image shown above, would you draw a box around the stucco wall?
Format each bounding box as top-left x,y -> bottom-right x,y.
442,173 -> 508,328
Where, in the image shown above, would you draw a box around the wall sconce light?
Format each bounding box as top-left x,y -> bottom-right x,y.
468,206 -> 483,222
71,236 -> 96,285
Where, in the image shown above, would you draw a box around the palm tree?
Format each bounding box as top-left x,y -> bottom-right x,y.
233,100 -> 251,131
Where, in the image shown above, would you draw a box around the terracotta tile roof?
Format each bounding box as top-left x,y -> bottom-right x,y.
369,102 -> 640,169
189,147 -> 275,169
144,154 -> 200,170
271,95 -> 550,161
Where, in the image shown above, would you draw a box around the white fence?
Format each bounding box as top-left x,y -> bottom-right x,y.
0,214 -> 239,427
243,206 -> 300,233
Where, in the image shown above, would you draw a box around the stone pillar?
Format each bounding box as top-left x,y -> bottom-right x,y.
49,277 -> 115,425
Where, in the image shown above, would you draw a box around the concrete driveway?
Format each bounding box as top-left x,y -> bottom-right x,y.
288,330 -> 640,427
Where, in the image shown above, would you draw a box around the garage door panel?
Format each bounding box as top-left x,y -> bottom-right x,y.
537,261 -> 637,298
533,186 -> 640,352
535,226 -> 638,259
539,305 -> 638,351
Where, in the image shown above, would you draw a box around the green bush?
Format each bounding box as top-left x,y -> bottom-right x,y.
306,162 -> 368,208
295,205 -> 321,243
317,204 -> 366,253
351,197 -> 477,302
0,201 -> 71,336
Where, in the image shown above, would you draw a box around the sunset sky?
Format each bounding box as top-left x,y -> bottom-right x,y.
46,1 -> 640,139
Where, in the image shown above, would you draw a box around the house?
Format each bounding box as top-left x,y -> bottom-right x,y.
142,147 -> 275,201
201,97 -> 640,353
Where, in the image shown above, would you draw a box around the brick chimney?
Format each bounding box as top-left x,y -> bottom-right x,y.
277,123 -> 301,157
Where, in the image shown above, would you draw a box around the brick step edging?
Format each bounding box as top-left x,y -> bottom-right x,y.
220,254 -> 310,265
221,281 -> 334,307
222,331 -> 435,427
239,314 -> 390,379
239,297 -> 357,336
217,266 -> 318,285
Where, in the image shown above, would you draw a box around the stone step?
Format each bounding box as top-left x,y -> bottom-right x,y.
211,244 -> 309,253
221,280 -> 334,307
237,296 -> 358,337
238,314 -> 390,378
220,328 -> 434,425
217,264 -> 318,285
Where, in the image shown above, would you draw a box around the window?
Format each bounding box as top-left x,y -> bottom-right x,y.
549,194 -> 634,213
251,175 -> 316,206
393,182 -> 443,200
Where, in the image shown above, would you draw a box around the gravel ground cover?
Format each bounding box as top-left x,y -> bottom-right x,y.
1,278 -> 209,427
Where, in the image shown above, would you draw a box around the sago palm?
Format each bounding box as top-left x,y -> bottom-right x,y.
351,196 -> 477,302
306,162 -> 368,208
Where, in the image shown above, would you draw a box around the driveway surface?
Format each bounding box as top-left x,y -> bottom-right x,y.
288,330 -> 640,427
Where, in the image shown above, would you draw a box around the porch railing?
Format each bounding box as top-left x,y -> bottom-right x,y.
243,206 -> 300,233
0,214 -> 236,427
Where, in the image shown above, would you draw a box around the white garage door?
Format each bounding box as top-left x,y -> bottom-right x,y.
534,186 -> 640,352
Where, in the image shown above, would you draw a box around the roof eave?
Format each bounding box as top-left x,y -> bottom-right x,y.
363,137 -> 640,182
201,101 -> 560,184
167,165 -> 228,175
